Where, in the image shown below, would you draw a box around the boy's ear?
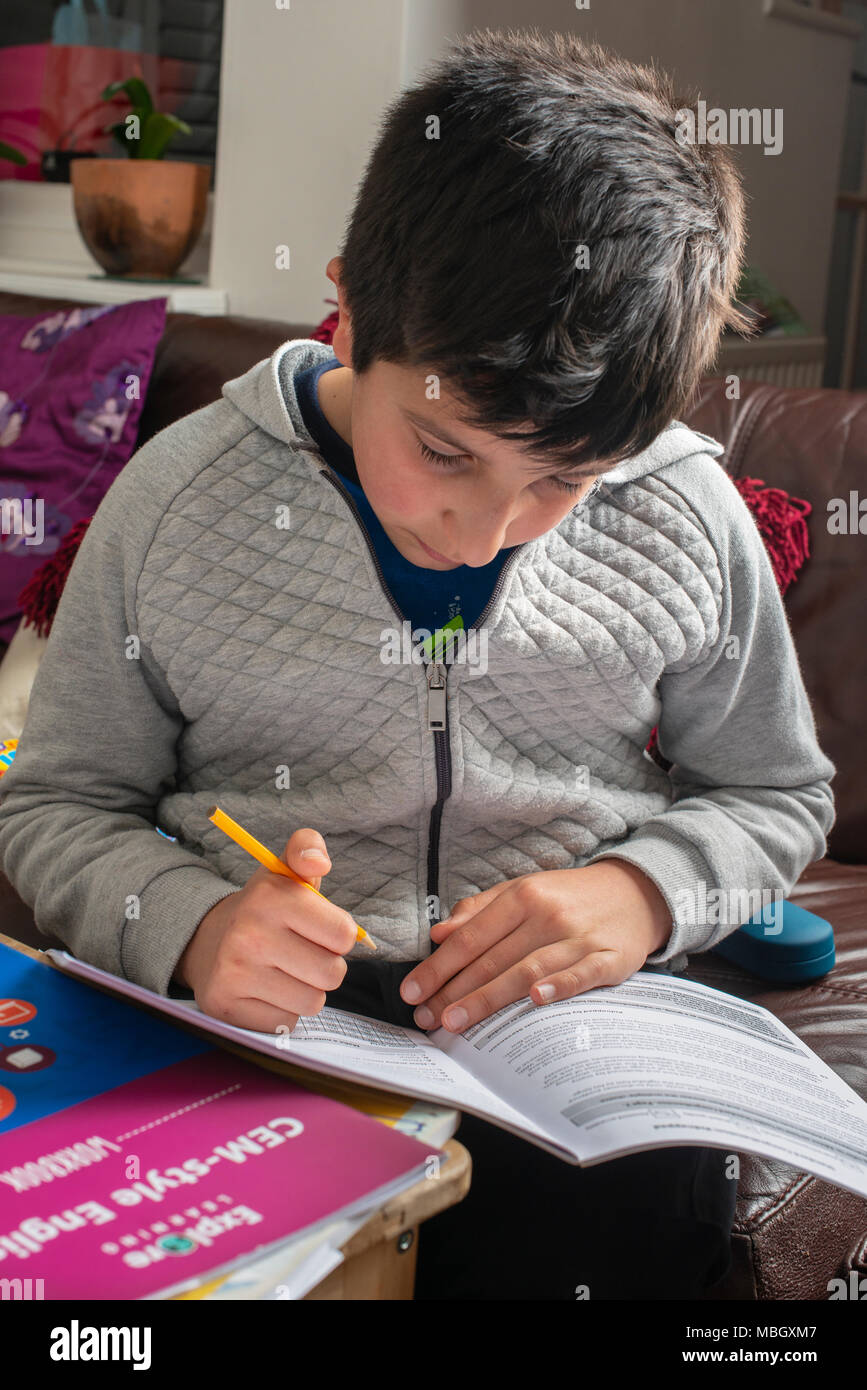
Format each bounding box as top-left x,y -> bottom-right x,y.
325,255 -> 354,368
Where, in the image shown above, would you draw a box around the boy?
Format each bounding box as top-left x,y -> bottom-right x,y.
0,29 -> 835,1299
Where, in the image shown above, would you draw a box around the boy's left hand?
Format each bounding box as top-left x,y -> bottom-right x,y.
399,859 -> 673,1032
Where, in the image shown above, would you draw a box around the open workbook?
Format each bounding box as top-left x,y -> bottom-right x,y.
46,950 -> 867,1202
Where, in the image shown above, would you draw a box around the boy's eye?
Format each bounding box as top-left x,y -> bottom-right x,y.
417,439 -> 466,467
545,475 -> 586,495
416,438 -> 585,494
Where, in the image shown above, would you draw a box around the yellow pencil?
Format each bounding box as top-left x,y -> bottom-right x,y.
207,805 -> 376,951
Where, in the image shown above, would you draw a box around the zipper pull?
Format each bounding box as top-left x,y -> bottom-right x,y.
426,661 -> 447,732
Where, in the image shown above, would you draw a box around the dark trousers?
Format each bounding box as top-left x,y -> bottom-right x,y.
329,958 -> 738,1301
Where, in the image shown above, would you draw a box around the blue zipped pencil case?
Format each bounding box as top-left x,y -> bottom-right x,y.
710,899 -> 835,983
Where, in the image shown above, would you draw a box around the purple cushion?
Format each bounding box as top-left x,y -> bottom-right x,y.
0,297 -> 167,645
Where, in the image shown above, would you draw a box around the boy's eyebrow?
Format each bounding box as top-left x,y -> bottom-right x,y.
403,408 -> 593,478
404,407 -> 480,452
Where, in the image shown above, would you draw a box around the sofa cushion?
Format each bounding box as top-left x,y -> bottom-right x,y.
686,378 -> 867,864
0,297 -> 167,646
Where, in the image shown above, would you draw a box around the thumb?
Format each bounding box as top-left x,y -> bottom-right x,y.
283,828 -> 331,893
429,882 -> 506,940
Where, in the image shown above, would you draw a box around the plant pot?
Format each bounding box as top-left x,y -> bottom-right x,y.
70,158 -> 210,279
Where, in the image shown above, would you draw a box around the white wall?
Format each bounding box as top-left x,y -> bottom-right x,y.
209,0 -> 405,325
211,0 -> 859,334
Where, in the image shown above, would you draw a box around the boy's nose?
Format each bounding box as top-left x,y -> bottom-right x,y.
453,522 -> 514,567
443,501 -> 514,567
457,538 -> 506,567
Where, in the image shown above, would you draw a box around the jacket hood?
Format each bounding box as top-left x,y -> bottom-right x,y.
221,337 -> 727,492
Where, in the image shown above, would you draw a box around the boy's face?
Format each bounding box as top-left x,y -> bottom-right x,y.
321,257 -> 601,571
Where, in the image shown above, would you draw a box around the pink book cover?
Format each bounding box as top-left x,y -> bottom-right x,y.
0,1047 -> 441,1300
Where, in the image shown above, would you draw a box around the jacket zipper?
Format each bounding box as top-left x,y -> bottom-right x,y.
422,548 -> 523,924
424,486 -> 603,923
318,465 -> 526,933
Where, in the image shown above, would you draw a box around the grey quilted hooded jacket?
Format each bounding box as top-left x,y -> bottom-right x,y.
0,338 -> 836,995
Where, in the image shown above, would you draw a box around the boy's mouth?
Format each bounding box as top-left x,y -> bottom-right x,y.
414,534 -> 459,564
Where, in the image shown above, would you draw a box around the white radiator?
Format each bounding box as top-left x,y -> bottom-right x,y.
711,334 -> 827,389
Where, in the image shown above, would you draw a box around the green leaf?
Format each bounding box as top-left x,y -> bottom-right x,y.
0,140 -> 27,164
100,77 -> 154,117
104,119 -> 136,156
135,112 -> 192,160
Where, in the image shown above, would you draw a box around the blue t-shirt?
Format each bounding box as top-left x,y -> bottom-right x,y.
294,354 -> 516,647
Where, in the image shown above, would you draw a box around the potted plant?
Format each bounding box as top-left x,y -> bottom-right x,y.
70,76 -> 210,280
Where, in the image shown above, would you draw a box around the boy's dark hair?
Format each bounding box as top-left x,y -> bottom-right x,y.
337,27 -> 751,474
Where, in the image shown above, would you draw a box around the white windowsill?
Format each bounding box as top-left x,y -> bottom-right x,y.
0,265 -> 228,314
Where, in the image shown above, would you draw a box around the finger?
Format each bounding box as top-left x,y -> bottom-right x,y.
197,970 -> 317,1035
402,883 -> 532,1006
417,936 -> 579,1030
429,913 -> 472,944
419,945 -> 579,1033
254,870 -> 357,957
282,826 -> 332,893
528,949 -> 621,1005
269,927 -> 349,995
260,966 -> 329,1018
204,927 -> 346,1034
205,996 -> 302,1037
429,881 -> 512,941
429,913 -> 468,943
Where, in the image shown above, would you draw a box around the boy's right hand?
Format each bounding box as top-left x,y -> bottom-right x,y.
173,828 -> 357,1036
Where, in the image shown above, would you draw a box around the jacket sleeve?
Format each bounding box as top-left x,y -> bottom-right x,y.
587,462 -> 836,973
0,441 -> 242,996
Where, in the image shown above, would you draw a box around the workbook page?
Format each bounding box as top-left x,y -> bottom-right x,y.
235,1002 -> 528,1121
44,952 -> 545,1140
432,972 -> 867,1198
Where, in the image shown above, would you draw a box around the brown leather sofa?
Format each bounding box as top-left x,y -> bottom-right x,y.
1,290 -> 865,1300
